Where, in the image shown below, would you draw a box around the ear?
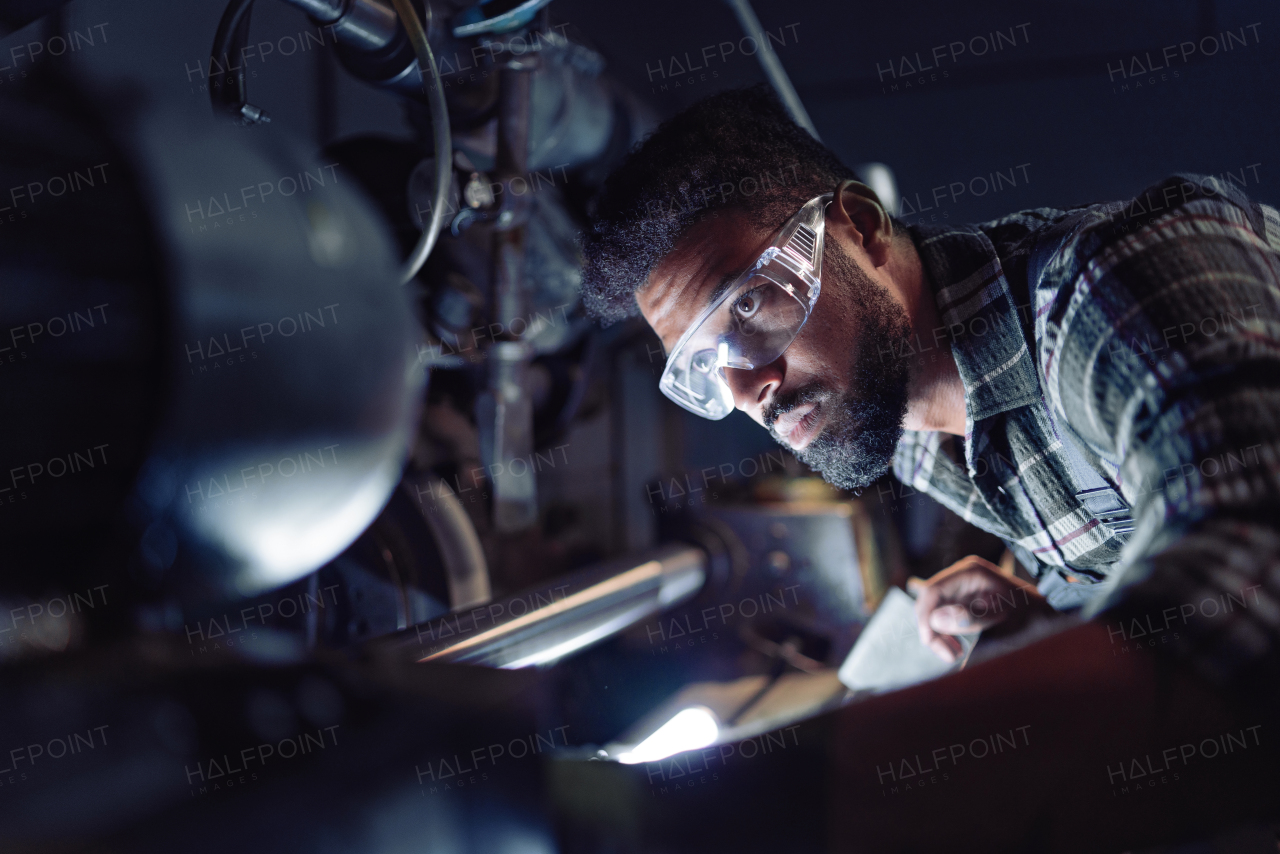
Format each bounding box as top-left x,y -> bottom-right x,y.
829,179 -> 894,268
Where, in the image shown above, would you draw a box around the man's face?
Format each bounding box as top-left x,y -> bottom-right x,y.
638,204 -> 913,491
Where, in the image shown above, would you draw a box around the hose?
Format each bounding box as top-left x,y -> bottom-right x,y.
387,0 -> 452,285
210,0 -> 259,121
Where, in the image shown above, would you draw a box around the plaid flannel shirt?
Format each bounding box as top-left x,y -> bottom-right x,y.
892,174 -> 1280,696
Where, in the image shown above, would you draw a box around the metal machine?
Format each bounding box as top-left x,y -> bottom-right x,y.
0,2 -> 896,850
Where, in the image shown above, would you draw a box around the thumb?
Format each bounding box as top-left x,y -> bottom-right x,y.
930,603 -> 1001,635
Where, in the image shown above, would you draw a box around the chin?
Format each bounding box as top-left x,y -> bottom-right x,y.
788,391 -> 908,493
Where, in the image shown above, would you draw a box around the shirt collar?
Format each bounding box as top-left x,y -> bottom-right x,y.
904,220 -> 1043,448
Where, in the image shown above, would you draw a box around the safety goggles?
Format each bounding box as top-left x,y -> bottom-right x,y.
658,193 -> 832,420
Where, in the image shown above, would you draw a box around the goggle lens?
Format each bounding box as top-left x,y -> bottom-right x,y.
657,193 -> 830,420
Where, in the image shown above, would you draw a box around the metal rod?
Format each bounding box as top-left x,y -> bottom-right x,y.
277,0 -> 397,49
377,544 -> 707,669
306,571 -> 320,648
724,0 -> 820,140
277,0 -> 343,22
402,474 -> 492,610
485,63 -> 538,532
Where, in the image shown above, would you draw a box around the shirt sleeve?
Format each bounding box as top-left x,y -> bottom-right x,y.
1037,174 -> 1280,701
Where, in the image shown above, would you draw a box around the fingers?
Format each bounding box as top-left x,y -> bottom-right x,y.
926,556 -> 1047,607
912,556 -> 1016,660
929,604 -> 976,635
913,583 -> 968,663
910,554 -> 1052,660
914,561 -> 1000,646
932,554 -> 1004,584
914,582 -> 961,665
929,602 -> 1004,635
914,579 -> 944,648
927,633 -> 962,663
945,554 -> 1044,598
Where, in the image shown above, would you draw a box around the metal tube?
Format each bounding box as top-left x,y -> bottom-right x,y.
276,0 -> 343,22
277,0 -> 397,48
483,63 -> 538,532
334,0 -> 399,51
403,474 -> 492,610
389,0 -> 453,282
379,544 -> 707,669
724,0 -> 820,140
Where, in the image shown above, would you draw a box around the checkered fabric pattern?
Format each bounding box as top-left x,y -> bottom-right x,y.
891,174 -> 1280,694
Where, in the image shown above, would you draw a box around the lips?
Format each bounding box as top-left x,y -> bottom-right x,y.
773,402 -> 825,451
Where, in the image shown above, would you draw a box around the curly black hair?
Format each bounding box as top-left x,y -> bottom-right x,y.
580,84 -> 856,324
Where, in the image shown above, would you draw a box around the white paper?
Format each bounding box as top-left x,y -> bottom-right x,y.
838,587 -> 978,693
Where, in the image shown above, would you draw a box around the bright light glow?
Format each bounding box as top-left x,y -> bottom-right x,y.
716,341 -> 730,368
617,707 -> 719,764
203,450 -> 404,594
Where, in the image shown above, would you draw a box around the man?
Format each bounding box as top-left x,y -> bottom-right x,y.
581,86 -> 1280,849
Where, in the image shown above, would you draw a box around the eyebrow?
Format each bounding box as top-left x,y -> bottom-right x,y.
706,269 -> 742,305
656,268 -> 740,359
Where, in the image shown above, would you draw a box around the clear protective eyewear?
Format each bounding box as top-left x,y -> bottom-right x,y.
659,193 -> 832,420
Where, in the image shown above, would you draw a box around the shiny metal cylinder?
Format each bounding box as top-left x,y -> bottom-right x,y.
380,544 -> 707,669
277,0 -> 344,22
278,0 -> 399,50
332,0 -> 399,50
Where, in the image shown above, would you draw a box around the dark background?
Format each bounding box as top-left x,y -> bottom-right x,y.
560,0 -> 1275,219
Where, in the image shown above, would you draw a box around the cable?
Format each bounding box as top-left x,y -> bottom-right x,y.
724,0 -> 818,140
388,0 -> 452,285
210,0 -> 264,122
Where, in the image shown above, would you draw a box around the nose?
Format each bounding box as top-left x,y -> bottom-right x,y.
724,358 -> 784,417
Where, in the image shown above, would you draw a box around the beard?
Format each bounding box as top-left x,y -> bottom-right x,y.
765,242 -> 913,492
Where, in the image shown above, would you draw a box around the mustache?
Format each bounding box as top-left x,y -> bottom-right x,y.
764,382 -> 829,430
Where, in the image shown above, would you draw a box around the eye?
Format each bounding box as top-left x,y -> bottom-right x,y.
734,288 -> 764,319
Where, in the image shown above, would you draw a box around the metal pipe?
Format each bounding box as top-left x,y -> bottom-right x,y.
724,0 -> 820,140
335,0 -> 399,51
379,544 -> 707,669
278,0 -> 343,22
482,62 -> 539,532
403,474 -> 492,610
277,0 -> 398,49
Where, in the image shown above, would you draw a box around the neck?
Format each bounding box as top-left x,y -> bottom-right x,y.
891,234 -> 966,436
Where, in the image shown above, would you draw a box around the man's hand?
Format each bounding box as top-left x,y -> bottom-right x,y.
911,555 -> 1049,662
